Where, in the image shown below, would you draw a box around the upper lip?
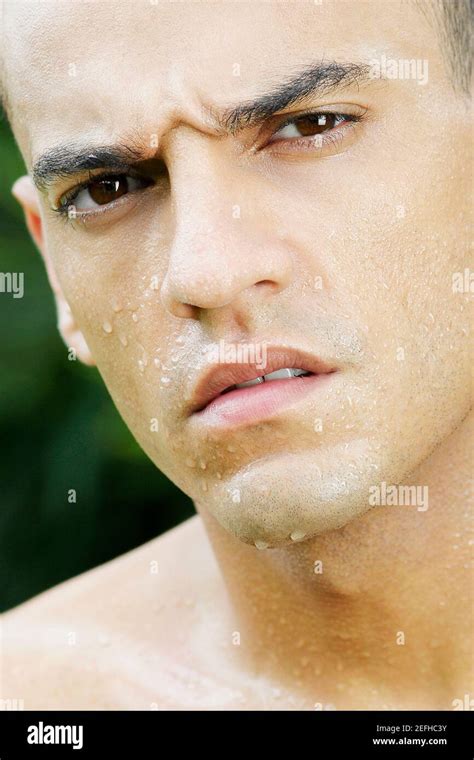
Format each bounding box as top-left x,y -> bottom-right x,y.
188,346 -> 337,415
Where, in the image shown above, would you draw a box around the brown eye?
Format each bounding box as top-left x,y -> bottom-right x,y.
269,112 -> 349,143
88,176 -> 129,205
291,113 -> 339,136
60,173 -> 154,213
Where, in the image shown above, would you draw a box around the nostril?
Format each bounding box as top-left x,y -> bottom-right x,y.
175,302 -> 197,319
256,279 -> 278,289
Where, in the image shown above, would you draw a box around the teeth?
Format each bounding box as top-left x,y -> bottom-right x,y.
234,368 -> 309,390
263,368 -> 309,380
263,368 -> 294,381
235,376 -> 265,388
288,368 -> 309,377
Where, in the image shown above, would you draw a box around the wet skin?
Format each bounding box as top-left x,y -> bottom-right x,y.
1,0 -> 472,709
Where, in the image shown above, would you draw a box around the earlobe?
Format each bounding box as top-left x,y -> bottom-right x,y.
11,175 -> 96,367
56,298 -> 96,367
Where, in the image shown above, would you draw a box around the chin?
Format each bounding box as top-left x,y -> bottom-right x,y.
204,441 -> 380,547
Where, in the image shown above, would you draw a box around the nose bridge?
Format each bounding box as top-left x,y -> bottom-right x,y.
160,132 -> 289,315
169,150 -> 241,305
169,132 -> 238,249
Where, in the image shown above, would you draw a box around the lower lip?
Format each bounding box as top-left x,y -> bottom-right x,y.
193,373 -> 335,427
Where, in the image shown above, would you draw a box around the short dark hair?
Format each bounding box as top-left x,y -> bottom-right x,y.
419,0 -> 473,94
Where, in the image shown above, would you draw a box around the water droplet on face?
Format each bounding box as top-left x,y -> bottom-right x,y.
227,445 -> 236,453
255,540 -> 269,550
290,530 -> 306,542
120,335 -> 128,347
132,312 -> 139,322
111,297 -> 122,313
216,472 -> 222,479
161,376 -> 171,385
137,345 -> 148,372
102,320 -> 113,334
199,461 -> 207,470
185,458 -> 196,468
153,357 -> 161,367
175,335 -> 185,344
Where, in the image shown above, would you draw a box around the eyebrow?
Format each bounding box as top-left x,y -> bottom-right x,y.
218,60 -> 372,133
32,61 -> 372,191
32,144 -> 147,191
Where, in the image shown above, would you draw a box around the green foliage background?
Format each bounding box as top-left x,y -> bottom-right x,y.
0,116 -> 194,612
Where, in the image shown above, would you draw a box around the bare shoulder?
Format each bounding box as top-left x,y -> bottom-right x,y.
1,515 -> 232,709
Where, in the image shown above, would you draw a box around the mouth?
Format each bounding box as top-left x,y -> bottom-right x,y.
221,366 -> 312,391
189,348 -> 337,427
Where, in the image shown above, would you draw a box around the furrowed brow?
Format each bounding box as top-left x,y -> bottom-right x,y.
32,144 -> 147,191
32,61 -> 372,190
218,61 -> 372,133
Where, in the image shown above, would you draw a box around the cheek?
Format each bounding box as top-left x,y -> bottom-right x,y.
282,155 -> 471,450
48,215 -> 172,354
47,225 -> 176,438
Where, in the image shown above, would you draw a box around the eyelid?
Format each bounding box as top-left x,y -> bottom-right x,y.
254,103 -> 368,150
55,168 -> 151,211
52,182 -> 155,229
276,103 -> 366,126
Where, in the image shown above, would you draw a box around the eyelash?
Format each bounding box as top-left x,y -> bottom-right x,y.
267,110 -> 361,146
54,109 -> 363,221
54,169 -> 150,219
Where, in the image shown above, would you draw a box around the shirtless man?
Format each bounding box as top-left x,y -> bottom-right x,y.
1,0 -> 472,710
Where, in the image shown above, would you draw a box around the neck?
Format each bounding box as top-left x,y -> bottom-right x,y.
198,411 -> 473,709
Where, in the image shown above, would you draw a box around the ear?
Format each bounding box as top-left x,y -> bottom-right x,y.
11,176 -> 95,366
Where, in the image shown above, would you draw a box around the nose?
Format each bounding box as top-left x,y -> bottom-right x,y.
160,138 -> 294,319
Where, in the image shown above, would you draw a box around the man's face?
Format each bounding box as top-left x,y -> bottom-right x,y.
4,0 -> 471,546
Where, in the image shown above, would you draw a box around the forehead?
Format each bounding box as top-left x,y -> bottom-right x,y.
4,0 -> 437,162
